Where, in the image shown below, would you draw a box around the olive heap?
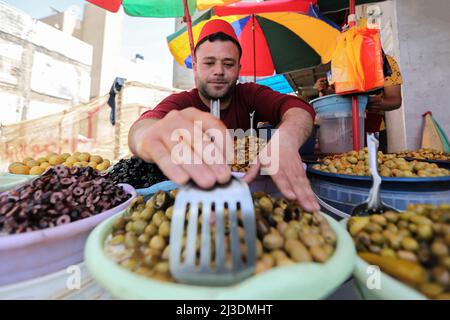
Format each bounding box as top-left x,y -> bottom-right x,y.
8,152 -> 111,175
0,165 -> 130,235
231,136 -> 267,173
105,191 -> 337,283
313,148 -> 450,177
348,204 -> 450,299
395,148 -> 450,161
108,156 -> 167,189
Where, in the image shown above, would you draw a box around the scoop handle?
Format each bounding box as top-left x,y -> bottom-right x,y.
366,133 -> 383,210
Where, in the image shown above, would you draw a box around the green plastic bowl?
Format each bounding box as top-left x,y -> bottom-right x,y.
340,219 -> 427,300
85,213 -> 356,299
0,173 -> 36,193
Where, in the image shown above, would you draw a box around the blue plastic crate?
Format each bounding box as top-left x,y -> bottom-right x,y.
311,177 -> 450,215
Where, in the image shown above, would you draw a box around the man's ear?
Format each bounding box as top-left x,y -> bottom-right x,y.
192,58 -> 197,80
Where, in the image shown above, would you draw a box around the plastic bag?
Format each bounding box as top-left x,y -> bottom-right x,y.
421,112 -> 450,152
332,27 -> 385,94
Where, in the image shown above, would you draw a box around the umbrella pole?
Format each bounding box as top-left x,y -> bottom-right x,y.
349,0 -> 360,150
182,0 -> 196,64
252,14 -> 256,82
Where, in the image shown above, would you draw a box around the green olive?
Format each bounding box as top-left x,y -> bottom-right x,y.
310,246 -> 329,262
417,224 -> 433,240
384,211 -> 399,223
364,222 -> 383,233
386,223 -> 398,233
261,253 -> 275,267
259,196 -> 273,213
299,233 -> 325,248
125,221 -> 133,232
276,221 -> 289,235
154,262 -> 170,274
420,282 -> 444,299
263,231 -> 284,250
145,224 -> 158,237
112,217 -> 125,231
152,211 -> 166,227
380,248 -> 396,258
285,239 -> 312,262
370,214 -> 387,226
120,258 -> 139,271
158,221 -> 171,237
139,207 -> 155,221
132,219 -> 148,235
149,235 -> 166,251
109,234 -> 124,245
271,249 -> 288,262
165,206 -> 173,219
431,241 -> 448,256
370,232 -> 385,245
397,250 -> 418,262
283,226 -> 298,240
161,245 -> 170,260
138,233 -> 150,244
124,232 -> 138,249
401,237 -> 419,252
154,191 -> 170,210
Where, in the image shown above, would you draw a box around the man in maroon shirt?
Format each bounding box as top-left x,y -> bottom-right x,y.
128,19 -> 319,212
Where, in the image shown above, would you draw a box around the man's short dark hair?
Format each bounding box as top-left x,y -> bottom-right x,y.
194,32 -> 242,59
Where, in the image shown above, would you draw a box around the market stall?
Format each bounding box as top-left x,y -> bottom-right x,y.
0,0 -> 449,301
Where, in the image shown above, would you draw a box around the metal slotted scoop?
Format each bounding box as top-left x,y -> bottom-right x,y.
351,133 -> 399,216
210,99 -> 220,119
169,177 -> 257,286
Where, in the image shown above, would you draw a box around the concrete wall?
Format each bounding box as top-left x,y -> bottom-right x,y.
81,3 -> 123,98
172,17 -> 197,90
0,2 -> 92,125
395,0 -> 450,150
40,10 -> 83,39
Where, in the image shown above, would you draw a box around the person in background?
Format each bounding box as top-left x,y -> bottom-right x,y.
314,55 -> 403,152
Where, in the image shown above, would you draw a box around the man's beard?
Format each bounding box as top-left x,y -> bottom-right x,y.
198,80 -> 236,101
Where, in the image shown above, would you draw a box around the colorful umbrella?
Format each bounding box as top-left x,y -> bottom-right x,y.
317,0 -> 386,13
167,1 -> 340,79
86,0 -> 240,63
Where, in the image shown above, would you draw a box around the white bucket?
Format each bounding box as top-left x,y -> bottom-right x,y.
318,112 -> 365,154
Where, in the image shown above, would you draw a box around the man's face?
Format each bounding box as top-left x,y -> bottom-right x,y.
193,40 -> 241,101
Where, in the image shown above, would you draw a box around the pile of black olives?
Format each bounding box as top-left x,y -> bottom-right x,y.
108,156 -> 167,189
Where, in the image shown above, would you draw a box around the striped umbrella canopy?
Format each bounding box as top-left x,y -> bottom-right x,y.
87,0 -> 240,61
86,0 -> 241,16
167,0 -> 340,78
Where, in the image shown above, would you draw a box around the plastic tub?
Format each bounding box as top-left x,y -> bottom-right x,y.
310,94 -> 368,115
85,212 -> 355,299
339,219 -> 427,300
318,113 -> 365,154
310,176 -> 450,217
0,184 -> 137,286
310,94 -> 368,154
0,174 -> 34,193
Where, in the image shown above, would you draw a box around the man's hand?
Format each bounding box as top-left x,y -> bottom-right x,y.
129,108 -> 232,189
244,126 -> 320,213
314,77 -> 328,93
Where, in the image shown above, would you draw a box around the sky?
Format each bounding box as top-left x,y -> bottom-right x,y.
3,0 -> 176,87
